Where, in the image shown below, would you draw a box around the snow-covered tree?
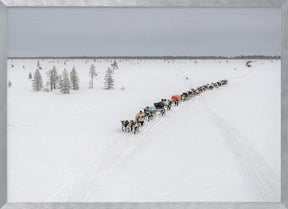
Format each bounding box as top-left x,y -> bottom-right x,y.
111,60 -> 118,73
28,72 -> 32,79
7,81 -> 12,88
32,69 -> 43,91
59,69 -> 71,94
46,66 -> 58,91
70,66 -> 80,90
89,64 -> 97,89
104,67 -> 114,90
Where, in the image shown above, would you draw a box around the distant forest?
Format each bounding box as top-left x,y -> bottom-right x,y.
8,55 -> 281,60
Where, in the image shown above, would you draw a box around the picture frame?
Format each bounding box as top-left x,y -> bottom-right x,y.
0,0 -> 287,209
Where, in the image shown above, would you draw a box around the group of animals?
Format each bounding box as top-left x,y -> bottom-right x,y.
180,79 -> 228,101
121,79 -> 228,134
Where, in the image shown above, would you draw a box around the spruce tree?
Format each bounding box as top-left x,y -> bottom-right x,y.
32,69 -> 43,91
37,60 -> 42,69
70,66 -> 80,90
59,69 -> 71,94
28,72 -> 32,79
46,66 -> 58,91
104,67 -> 114,90
111,60 -> 118,73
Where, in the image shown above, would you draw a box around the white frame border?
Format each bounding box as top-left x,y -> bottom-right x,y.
0,0 -> 287,208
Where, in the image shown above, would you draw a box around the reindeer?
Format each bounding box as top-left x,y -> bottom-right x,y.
174,99 -> 179,106
133,121 -> 140,134
127,120 -> 135,132
212,82 -> 219,88
160,108 -> 166,116
191,89 -> 197,96
121,120 -> 129,132
167,100 -> 172,110
221,80 -> 228,85
145,111 -> 153,121
181,92 -> 189,101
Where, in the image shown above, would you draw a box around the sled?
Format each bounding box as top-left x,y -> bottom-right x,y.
148,106 -> 157,113
171,95 -> 181,101
154,102 -> 164,109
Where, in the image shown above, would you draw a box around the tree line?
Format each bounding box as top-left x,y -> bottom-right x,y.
8,55 -> 281,60
31,61 -> 118,94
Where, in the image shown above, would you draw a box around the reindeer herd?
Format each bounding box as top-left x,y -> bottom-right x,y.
121,79 -> 228,134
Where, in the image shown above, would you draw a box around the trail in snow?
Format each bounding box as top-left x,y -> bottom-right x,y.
197,97 -> 280,201
48,104 -> 183,202
8,59 -> 280,202
194,67 -> 279,201
49,65 -> 278,202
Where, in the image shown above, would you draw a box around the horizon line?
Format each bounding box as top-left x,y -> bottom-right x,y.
8,55 -> 281,60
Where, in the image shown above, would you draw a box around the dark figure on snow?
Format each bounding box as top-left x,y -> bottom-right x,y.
160,108 -> 166,116
127,120 -> 134,132
133,121 -> 140,134
167,100 -> 172,110
121,120 -> 129,132
181,93 -> 188,101
144,106 -> 149,112
221,80 -> 228,85
145,111 -> 153,121
174,99 -> 179,106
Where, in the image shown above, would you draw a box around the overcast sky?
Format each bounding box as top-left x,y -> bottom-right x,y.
7,8 -> 281,57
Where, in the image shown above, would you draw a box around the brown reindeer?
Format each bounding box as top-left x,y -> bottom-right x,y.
127,120 -> 135,132
121,120 -> 129,132
133,121 -> 140,134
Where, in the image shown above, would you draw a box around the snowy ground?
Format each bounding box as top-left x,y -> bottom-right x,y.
7,58 -> 280,202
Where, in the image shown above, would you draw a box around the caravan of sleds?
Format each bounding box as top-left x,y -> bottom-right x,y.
121,79 -> 228,134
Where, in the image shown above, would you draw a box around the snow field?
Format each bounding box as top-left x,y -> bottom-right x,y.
7,59 -> 280,202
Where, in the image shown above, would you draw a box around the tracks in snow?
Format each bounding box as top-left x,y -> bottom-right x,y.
197,97 -> 280,201
48,103 -> 185,202
49,68 -> 277,201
